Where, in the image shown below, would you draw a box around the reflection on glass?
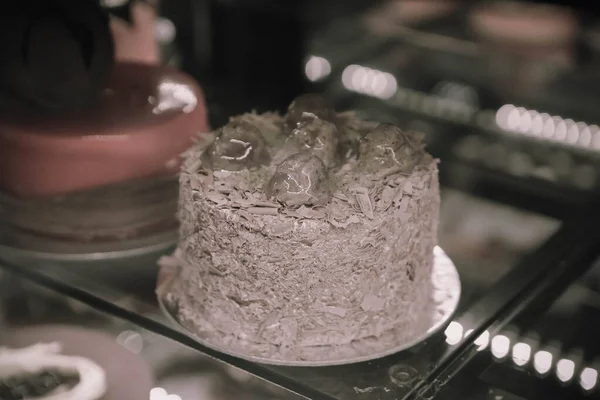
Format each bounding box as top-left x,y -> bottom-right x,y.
305,56 -> 331,82
439,190 -> 559,291
533,350 -> 553,375
155,17 -> 176,44
341,64 -> 397,99
150,387 -> 183,400
463,329 -> 490,351
433,80 -> 479,107
491,335 -> 510,360
101,0 -> 128,6
495,104 -> 600,150
474,330 -> 490,351
512,342 -> 532,367
556,358 -> 576,383
152,81 -> 197,115
444,321 -> 463,345
580,367 -> 598,392
116,330 -> 144,354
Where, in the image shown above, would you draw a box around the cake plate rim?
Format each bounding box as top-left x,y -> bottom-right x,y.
157,246 -> 461,367
0,228 -> 177,266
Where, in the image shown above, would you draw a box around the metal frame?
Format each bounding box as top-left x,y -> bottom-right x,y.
332,93 -> 597,220
403,199 -> 600,400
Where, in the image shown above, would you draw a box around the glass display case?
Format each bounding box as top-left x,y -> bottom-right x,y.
0,268 -> 300,399
1,1 -> 600,399
427,259 -> 600,400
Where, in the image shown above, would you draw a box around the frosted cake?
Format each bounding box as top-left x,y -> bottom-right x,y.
160,94 -> 440,361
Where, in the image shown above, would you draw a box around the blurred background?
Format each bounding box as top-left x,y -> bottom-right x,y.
2,0 -> 600,399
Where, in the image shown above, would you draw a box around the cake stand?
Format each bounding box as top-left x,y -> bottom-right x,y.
0,222 -> 176,281
157,246 -> 461,367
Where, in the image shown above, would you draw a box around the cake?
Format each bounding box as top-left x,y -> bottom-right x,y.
160,94 -> 440,361
0,62 -> 208,247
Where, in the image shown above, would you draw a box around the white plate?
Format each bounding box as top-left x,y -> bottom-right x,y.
158,247 -> 461,367
0,325 -> 154,400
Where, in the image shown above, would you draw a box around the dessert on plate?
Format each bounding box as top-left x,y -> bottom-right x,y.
159,94 -> 441,361
0,325 -> 154,400
0,343 -> 107,400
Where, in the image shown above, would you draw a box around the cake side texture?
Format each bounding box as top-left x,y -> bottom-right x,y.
164,101 -> 440,360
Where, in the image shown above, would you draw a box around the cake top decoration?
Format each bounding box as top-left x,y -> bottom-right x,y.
358,123 -> 425,176
206,119 -> 271,171
182,94 -> 431,212
265,151 -> 333,207
283,93 -> 336,134
287,113 -> 339,168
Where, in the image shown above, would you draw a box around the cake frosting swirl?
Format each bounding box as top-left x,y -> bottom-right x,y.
161,95 -> 440,361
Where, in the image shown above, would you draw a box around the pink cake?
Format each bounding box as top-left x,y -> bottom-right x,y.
0,63 -> 209,245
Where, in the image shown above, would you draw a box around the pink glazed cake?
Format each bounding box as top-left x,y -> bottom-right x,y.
0,63 -> 209,245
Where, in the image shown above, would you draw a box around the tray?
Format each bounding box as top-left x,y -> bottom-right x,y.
0,227 -> 176,282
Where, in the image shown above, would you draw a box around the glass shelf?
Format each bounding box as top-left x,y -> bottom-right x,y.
2,2 -> 600,399
0,268 -> 301,400
425,257 -> 600,400
3,186 -> 598,400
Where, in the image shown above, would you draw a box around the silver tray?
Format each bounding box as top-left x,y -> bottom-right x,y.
158,246 -> 461,367
0,176 -> 179,271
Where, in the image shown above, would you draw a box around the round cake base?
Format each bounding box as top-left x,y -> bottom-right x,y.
0,177 -> 178,281
157,246 -> 461,367
0,228 -> 176,283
